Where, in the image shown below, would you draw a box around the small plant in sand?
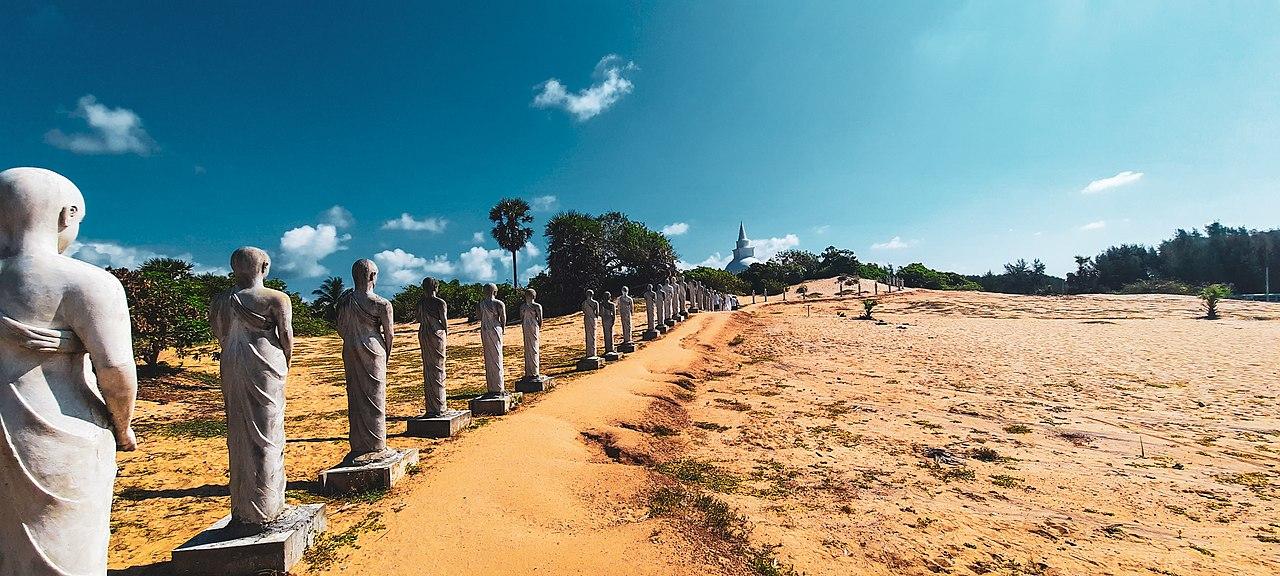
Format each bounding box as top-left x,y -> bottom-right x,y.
795,285 -> 808,299
861,298 -> 878,319
1199,283 -> 1230,319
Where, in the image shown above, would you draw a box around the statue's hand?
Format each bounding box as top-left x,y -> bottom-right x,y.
1,316 -> 85,353
116,427 -> 138,452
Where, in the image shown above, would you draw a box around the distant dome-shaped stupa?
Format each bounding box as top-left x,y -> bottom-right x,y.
725,222 -> 755,273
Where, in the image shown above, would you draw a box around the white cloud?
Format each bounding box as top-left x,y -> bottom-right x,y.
381,213 -> 448,233
279,223 -> 350,277
533,55 -> 636,121
1080,220 -> 1107,231
45,95 -> 156,155
69,241 -> 223,273
748,234 -> 801,262
373,248 -> 455,286
525,264 -> 546,277
530,195 -> 558,212
661,222 -> 689,236
1081,171 -> 1143,194
677,252 -> 732,271
323,205 -> 353,228
812,224 -> 831,235
459,243 -> 543,282
471,231 -> 486,243
523,241 -> 541,258
871,236 -> 917,250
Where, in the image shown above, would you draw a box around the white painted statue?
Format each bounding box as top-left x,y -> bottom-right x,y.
418,277 -> 448,417
0,167 -> 139,575
644,284 -> 657,331
618,286 -> 634,343
601,291 -> 617,354
582,289 -> 600,357
477,283 -> 506,395
520,288 -> 544,380
336,258 -> 395,464
211,246 -> 294,527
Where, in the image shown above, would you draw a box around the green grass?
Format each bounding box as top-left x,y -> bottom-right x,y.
303,512 -> 385,570
990,474 -> 1022,488
1003,424 -> 1032,434
654,459 -> 741,493
970,446 -> 1003,462
160,418 -> 227,438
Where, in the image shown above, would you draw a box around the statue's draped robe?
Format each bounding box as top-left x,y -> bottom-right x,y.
418,303 -> 447,417
336,293 -> 388,456
645,292 -> 656,330
521,303 -> 542,378
0,312 -> 115,576
478,300 -> 504,394
601,303 -> 616,353
583,301 -> 598,357
618,295 -> 633,342
214,293 -> 287,525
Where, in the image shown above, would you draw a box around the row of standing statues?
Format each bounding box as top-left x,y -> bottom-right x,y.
0,167 -> 742,575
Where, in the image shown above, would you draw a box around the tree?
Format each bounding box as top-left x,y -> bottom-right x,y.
683,266 -> 750,294
1199,284 -> 1231,319
537,211 -> 675,315
796,285 -> 809,299
816,246 -> 860,278
489,198 -> 535,287
110,258 -> 209,367
861,298 -> 878,319
310,276 -> 346,322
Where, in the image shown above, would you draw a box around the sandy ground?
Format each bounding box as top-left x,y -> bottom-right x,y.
106,287 -> 1280,575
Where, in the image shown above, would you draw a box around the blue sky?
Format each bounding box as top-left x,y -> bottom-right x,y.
4,1 -> 1279,291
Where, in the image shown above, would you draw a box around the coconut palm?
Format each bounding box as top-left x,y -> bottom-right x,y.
489,198 -> 536,287
311,276 -> 345,321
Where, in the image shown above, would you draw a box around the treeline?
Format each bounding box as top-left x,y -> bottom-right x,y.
734,246 -> 885,295
1069,223 -> 1278,294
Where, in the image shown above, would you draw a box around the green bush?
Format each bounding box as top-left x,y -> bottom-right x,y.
1199,283 -> 1231,319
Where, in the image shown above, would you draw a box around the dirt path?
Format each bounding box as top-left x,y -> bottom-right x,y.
310,310 -> 738,575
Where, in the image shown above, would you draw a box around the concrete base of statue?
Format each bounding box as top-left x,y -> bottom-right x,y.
319,449 -> 418,494
576,356 -> 605,371
469,392 -> 522,416
515,374 -> 555,393
603,351 -> 623,361
641,329 -> 659,340
689,308 -> 700,313
406,409 -> 472,438
664,319 -> 676,327
657,324 -> 669,334
618,341 -> 637,353
170,504 -> 326,576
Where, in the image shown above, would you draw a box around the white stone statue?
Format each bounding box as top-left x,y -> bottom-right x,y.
211,246 -> 294,527
644,284 -> 657,331
418,277 -> 448,417
582,289 -> 600,357
601,291 -> 617,355
336,259 -> 395,465
520,288 -> 543,379
0,167 -> 139,575
477,283 -> 506,395
618,286 -> 634,343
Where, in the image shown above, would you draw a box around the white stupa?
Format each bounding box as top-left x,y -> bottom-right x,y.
725,222 -> 755,273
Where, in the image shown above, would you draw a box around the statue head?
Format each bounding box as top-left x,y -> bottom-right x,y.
621,286 -> 629,295
484,283 -> 497,298
230,246 -> 271,286
352,259 -> 378,292
585,289 -> 594,299
0,167 -> 86,257
604,291 -> 612,300
524,288 -> 537,303
422,276 -> 439,295
646,283 -> 653,291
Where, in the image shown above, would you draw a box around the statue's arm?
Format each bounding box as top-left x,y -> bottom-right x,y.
440,301 -> 449,334
69,278 -> 138,451
536,304 -> 543,328
276,293 -> 294,367
0,315 -> 83,353
381,300 -> 394,353
498,302 -> 507,331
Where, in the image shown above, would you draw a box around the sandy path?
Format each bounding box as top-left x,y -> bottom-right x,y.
310,311 -> 736,575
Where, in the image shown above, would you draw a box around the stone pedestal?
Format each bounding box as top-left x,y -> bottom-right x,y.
469,392 -> 521,416
515,374 -> 555,393
664,319 -> 676,327
406,410 -> 472,438
576,356 -> 605,371
319,449 -> 418,494
603,351 -> 623,361
689,308 -> 700,314
641,329 -> 659,341
656,325 -> 669,334
171,504 -> 326,576
617,342 -> 637,353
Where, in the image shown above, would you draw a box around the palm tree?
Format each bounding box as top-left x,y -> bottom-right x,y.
489,198 -> 535,287
311,276 -> 345,321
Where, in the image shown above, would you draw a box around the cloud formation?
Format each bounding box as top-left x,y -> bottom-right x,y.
279,223 -> 351,277
69,241 -> 221,273
459,242 -> 542,282
323,205 -> 354,228
811,224 -> 831,235
1081,171 -> 1143,194
530,195 -> 559,212
748,234 -> 801,262
677,252 -> 732,271
373,248 -> 455,286
871,236 -> 917,250
661,222 -> 689,236
1080,220 -> 1107,231
381,213 -> 448,233
533,55 -> 636,121
45,95 -> 157,155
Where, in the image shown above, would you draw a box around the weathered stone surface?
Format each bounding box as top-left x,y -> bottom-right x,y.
319,448 -> 418,494
406,409 -> 472,438
617,342 -> 637,353
576,356 -> 605,371
335,258 -> 394,464
641,329 -> 659,341
603,351 -> 623,361
515,374 -> 555,393
469,392 -> 522,416
170,504 -> 326,576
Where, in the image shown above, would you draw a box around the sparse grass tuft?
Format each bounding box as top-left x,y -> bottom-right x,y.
990,474 -> 1022,488
303,512 -> 385,570
971,446 -> 1003,462
654,459 -> 741,493
160,418 -> 227,438
1003,424 -> 1032,434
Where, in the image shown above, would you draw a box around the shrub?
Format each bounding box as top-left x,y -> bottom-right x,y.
861,299 -> 878,319
1199,283 -> 1231,319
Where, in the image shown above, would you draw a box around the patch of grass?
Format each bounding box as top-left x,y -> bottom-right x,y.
1255,534 -> 1280,543
160,418 -> 227,438
1189,544 -> 1214,557
647,485 -> 797,576
655,459 -> 741,493
909,516 -> 936,529
746,544 -> 800,576
924,463 -> 975,482
1101,524 -> 1128,538
1003,424 -> 1032,434
971,447 -> 1003,462
714,398 -> 751,412
694,421 -> 731,432
728,335 -> 746,347
303,511 -> 385,570
914,420 -> 942,430
338,487 -> 388,504
286,489 -> 328,505
990,474 -> 1022,488
1217,472 -> 1271,493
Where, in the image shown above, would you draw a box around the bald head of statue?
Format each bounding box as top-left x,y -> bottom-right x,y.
0,167 -> 86,258
352,258 -> 378,292
230,246 -> 271,287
